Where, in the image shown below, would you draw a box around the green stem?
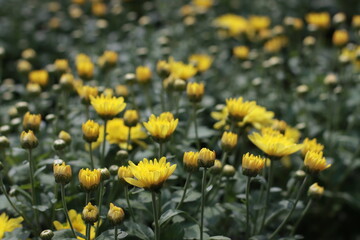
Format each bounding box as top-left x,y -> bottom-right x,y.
61,184 -> 77,238
89,143 -> 94,169
258,160 -> 274,234
85,192 -> 90,205
124,186 -> 135,221
193,104 -> 200,149
144,85 -> 153,112
85,104 -> 90,120
28,149 -> 39,229
269,176 -> 308,239
127,127 -> 132,151
151,191 -> 160,240
96,182 -> 105,236
114,225 -> 118,240
175,92 -> 181,116
246,176 -> 251,239
158,143 -> 163,159
220,152 -> 228,167
290,199 -> 312,236
200,168 -> 207,240
86,223 -> 91,240
176,173 -> 192,210
101,120 -> 107,167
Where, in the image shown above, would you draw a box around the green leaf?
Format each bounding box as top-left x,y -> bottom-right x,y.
52,229 -> 77,239
124,221 -> 154,240
96,229 -> 128,239
160,222 -> 184,240
209,236 -> 231,240
159,209 -> 183,226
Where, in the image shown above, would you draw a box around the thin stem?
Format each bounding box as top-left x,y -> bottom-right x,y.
60,184 -> 77,238
200,168 -> 207,240
151,191 -> 160,240
28,149 -> 39,229
96,182 -> 105,236
220,152 -> 228,167
176,173 -> 192,210
269,176 -> 308,239
85,192 -> 90,205
193,104 -> 200,149
101,120 -> 107,167
290,199 -> 313,236
258,160 -> 274,234
157,191 -> 161,219
246,176 -> 251,239
144,85 -> 153,112
127,127 -> 132,151
158,143 -> 163,159
86,223 -> 91,240
114,225 -> 118,240
85,104 -> 90,120
89,143 -> 94,169
124,186 -> 135,221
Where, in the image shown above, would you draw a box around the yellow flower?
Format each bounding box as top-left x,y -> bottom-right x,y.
29,70 -> 49,87
249,15 -> 271,31
20,130 -> 38,149
92,2 -> 107,17
17,59 -> 32,74
168,57 -> 197,80
124,110 -> 139,127
233,46 -> 250,60
308,183 -> 325,198
221,131 -> 238,152
283,17 -> 303,30
59,130 -> 72,145
98,50 -> 118,69
23,111 -> 41,132
240,105 -> 274,129
106,118 -> 147,149
156,60 -> 170,77
332,30 -> 349,47
188,54 -> 213,72
226,97 -> 256,121
352,15 -> 360,28
118,166 -> 134,183
115,85 -> 129,98
76,57 -> 94,80
264,36 -> 288,53
90,94 -> 126,120
82,202 -> 99,224
305,12 -> 330,29
187,82 -> 205,102
183,151 -> 199,172
124,157 -> 177,191
0,213 -> 23,239
210,159 -> 222,175
302,138 -> 324,156
136,66 -> 152,84
198,148 -> 216,168
54,59 -> 69,73
248,127 -> 302,158
143,113 -> 178,143
53,162 -> 72,184
242,152 -> 266,177
82,120 -> 100,143
54,209 -> 96,240
77,86 -> 98,105
78,168 -> 101,191
192,0 -> 213,9
213,14 -> 248,37
304,151 -> 331,174
107,203 -> 125,225
211,106 -> 229,130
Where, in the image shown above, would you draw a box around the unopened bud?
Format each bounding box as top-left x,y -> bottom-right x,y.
116,150 -> 128,162
40,229 -> 54,240
53,139 -> 67,151
222,164 -> 236,177
100,168 -> 111,181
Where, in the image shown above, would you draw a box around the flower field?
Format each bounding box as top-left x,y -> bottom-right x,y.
0,0 -> 359,239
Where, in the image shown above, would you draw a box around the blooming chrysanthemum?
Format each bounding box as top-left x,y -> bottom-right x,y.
188,54 -> 213,72
77,86 -> 98,105
78,168 -> 101,191
90,94 -> 126,120
304,151 -> 331,174
0,213 -> 23,239
248,127 -> 302,158
213,14 -> 248,37
124,157 -> 177,191
302,138 -> 324,156
168,57 -> 197,80
240,105 -> 274,129
226,97 -> 257,121
143,113 -> 179,143
53,209 -> 96,240
118,166 -> 134,183
82,120 -> 100,143
305,12 -> 330,29
249,15 -> 271,31
28,70 -> 49,86
242,153 -> 266,177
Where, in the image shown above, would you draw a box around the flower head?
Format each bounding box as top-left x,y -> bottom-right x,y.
107,203 -> 125,225
124,110 -> 139,127
226,97 -> 256,121
118,166 -> 133,184
332,29 -> 349,47
198,148 -> 216,168
82,202 -> 99,224
90,94 -> 126,120
0,213 -> 23,239
188,54 -> 213,72
304,151 -> 331,174
124,157 -> 176,191
183,151 -> 199,172
168,58 -> 197,80
82,120 -> 100,143
58,130 -> 72,145
308,183 -> 325,198
29,70 -> 49,86
221,131 -> 238,152
23,112 -> 41,132
78,168 -> 101,191
248,127 -> 302,158
136,66 -> 152,84
76,58 -> 94,80
143,113 -> 178,143
53,162 -> 72,184
302,138 -> 324,156
242,153 -> 266,177
54,59 -> 69,73
187,82 -> 205,103
77,86 -> 98,105
233,46 -> 250,59
20,130 -> 38,149
305,12 -> 330,29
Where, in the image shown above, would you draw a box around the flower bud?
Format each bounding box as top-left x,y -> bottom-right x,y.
54,59 -> 69,74
40,229 -> 54,240
332,29 -> 349,47
174,79 -> 187,92
23,112 -> 41,132
79,168 -> 101,192
22,48 -> 36,60
17,60 -> 32,74
109,165 -> 119,176
124,73 -> 136,85
136,66 -> 152,84
242,153 -> 265,177
0,125 -> 11,135
124,110 -> 139,127
183,151 -> 199,172
118,166 -> 133,184
116,150 -> 129,162
198,148 -> 216,168
209,159 -> 222,175
187,82 -> 204,102
221,132 -> 238,152
82,120 -> 100,143
26,83 -> 41,96
53,162 -> 72,185
53,139 -> 67,151
45,114 -> 56,123
115,85 -> 129,98
82,202 -> 99,224
20,130 -> 38,149
100,168 -> 111,181
58,131 -> 72,145
308,183 -> 324,198
15,102 -> 29,114
0,136 -> 10,150
59,73 -> 74,91
295,170 -> 306,180
107,203 -> 125,225
222,164 -> 236,177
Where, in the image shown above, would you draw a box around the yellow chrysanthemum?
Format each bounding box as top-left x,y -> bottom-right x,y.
264,36 -> 288,53
78,168 -> 101,191
143,113 -> 178,143
28,70 -> 49,87
226,97 -> 257,121
302,138 -> 324,156
77,85 -> 98,105
106,118 -> 147,150
90,94 -> 126,120
213,14 -> 248,37
168,58 -> 197,80
242,152 -> 266,177
240,105 -> 274,129
82,120 -> 100,143
305,12 -> 330,29
124,157 -> 177,191
53,209 -> 96,240
249,15 -> 271,31
304,151 -> 331,174
248,127 -> 303,158
23,111 -> 42,132
211,106 -> 229,130
233,46 -> 250,60
188,54 -> 213,72
187,82 -> 205,103
0,213 -> 23,239
308,183 -> 325,197
118,166 -> 134,183
183,151 -> 199,172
